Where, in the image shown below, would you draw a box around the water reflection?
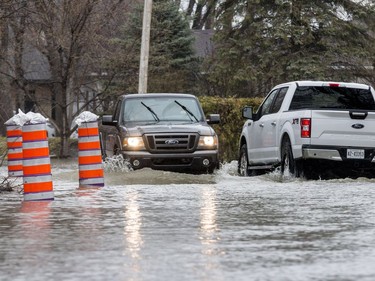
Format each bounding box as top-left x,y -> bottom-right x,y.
200,187 -> 219,250
76,185 -> 100,197
19,201 -> 52,267
124,191 -> 143,259
20,200 -> 52,232
2,162 -> 375,281
200,186 -> 223,280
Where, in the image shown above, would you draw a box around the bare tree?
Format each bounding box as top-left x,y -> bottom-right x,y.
0,0 -> 28,135
183,0 -> 218,29
24,0 -> 131,157
0,14 -> 12,135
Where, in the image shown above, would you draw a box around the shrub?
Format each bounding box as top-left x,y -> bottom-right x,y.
48,137 -> 78,158
199,96 -> 262,162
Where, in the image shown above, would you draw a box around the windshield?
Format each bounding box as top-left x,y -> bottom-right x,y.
122,96 -> 204,123
289,86 -> 375,110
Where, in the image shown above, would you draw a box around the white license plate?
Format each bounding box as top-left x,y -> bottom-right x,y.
347,149 -> 365,159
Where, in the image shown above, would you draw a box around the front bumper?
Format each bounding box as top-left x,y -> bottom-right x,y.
121,150 -> 219,172
302,145 -> 375,162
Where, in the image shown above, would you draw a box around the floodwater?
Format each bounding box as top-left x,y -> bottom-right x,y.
1,159 -> 375,281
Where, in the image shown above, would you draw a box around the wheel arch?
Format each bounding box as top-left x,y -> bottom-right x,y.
280,131 -> 304,178
239,135 -> 247,150
279,120 -> 296,161
113,135 -> 124,155
116,135 -> 123,150
239,135 -> 249,159
99,132 -> 106,158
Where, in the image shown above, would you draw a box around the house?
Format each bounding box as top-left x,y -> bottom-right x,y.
1,29 -> 216,136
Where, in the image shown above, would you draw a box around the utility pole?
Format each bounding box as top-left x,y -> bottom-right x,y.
138,0 -> 152,94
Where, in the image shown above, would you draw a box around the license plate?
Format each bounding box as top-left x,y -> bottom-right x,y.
347,149 -> 365,159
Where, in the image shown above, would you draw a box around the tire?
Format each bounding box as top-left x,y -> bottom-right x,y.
280,138 -> 302,178
113,144 -> 121,156
238,144 -> 250,176
208,160 -> 220,174
206,166 -> 216,174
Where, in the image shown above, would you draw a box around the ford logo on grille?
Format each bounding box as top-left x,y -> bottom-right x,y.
352,123 -> 364,129
165,139 -> 179,145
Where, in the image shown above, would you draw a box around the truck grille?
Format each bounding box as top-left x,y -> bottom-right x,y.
145,133 -> 198,153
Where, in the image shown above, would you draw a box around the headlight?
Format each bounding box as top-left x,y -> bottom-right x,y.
198,135 -> 218,149
123,137 -> 145,149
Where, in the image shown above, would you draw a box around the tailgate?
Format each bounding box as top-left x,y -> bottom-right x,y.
310,110 -> 375,147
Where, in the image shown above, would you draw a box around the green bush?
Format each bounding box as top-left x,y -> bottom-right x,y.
0,137 -> 7,156
199,96 -> 262,162
0,137 -> 78,161
48,137 -> 78,158
0,137 -> 7,166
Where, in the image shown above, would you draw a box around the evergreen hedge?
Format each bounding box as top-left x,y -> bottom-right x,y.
199,96 -> 262,163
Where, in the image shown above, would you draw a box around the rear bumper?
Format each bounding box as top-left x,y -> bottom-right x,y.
121,150 -> 219,172
302,145 -> 375,162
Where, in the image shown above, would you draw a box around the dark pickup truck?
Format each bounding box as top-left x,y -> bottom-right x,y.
100,93 -> 220,173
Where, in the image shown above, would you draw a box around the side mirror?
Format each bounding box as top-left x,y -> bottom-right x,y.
207,114 -> 220,124
101,115 -> 117,126
242,106 -> 253,119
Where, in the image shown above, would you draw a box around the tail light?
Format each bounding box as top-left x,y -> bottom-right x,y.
329,83 -> 340,87
301,118 -> 311,138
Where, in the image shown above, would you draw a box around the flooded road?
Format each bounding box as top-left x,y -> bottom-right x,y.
1,160 -> 375,281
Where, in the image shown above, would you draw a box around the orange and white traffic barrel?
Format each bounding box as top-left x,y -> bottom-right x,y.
76,112 -> 104,187
22,117 -> 54,201
5,122 -> 23,177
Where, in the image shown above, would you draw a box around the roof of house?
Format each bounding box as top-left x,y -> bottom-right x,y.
22,44 -> 51,81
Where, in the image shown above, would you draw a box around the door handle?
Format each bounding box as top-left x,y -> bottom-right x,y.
271,121 -> 277,126
259,123 -> 264,128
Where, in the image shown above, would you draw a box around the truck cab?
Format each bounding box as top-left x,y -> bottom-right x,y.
100,93 -> 220,174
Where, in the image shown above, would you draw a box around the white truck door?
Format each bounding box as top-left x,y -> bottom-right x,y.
248,89 -> 280,164
266,87 -> 289,161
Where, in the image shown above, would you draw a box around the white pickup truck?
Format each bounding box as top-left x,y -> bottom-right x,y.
238,81 -> 375,179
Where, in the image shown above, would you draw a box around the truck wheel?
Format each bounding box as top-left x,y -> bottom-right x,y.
113,145 -> 120,156
281,138 -> 302,178
238,144 -> 250,176
206,166 -> 215,174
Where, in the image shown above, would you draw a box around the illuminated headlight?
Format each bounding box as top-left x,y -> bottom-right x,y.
123,137 -> 145,149
198,136 -> 218,149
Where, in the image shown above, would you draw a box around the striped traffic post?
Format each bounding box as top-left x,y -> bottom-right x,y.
76,112 -> 104,187
5,118 -> 23,177
22,113 -> 54,201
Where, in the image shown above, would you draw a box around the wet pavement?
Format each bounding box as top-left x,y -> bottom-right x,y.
1,160 -> 375,281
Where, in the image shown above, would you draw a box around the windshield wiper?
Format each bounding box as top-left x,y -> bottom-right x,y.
174,100 -> 199,122
141,102 -> 160,122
